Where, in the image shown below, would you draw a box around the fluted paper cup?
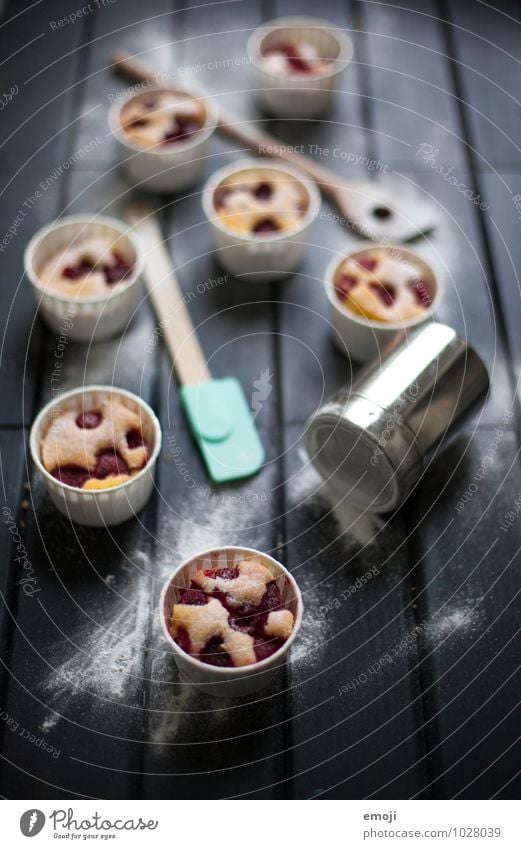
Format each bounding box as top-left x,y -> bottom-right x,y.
30,385 -> 162,527
247,17 -> 352,118
202,158 -> 320,282
109,84 -> 218,193
325,244 -> 443,362
24,214 -> 143,343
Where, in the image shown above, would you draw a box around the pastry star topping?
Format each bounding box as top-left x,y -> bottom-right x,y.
170,558 -> 295,668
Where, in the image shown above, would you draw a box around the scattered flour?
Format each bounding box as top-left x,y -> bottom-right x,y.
40,571 -> 150,731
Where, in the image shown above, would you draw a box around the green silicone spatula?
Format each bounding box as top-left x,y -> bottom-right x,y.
126,204 -> 264,483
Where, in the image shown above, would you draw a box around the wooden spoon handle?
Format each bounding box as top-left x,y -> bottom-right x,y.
126,203 -> 211,387
111,51 -> 341,198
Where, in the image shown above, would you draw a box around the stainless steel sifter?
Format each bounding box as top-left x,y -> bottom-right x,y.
304,322 -> 490,513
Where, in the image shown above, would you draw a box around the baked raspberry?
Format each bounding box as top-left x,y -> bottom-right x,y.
254,637 -> 285,663
120,89 -> 206,149
50,465 -> 90,488
126,429 -> 146,449
356,255 -> 377,272
203,567 -> 239,580
370,281 -> 396,307
62,259 -> 95,279
335,274 -> 358,299
214,166 -> 309,238
254,182 -> 273,200
334,247 -> 435,324
102,252 -> 132,284
76,411 -> 102,429
94,451 -> 129,479
253,218 -> 280,235
179,589 -> 209,606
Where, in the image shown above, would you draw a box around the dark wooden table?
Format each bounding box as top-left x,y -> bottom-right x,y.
0,0 -> 520,800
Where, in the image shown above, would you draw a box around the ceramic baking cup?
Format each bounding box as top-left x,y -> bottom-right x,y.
247,17 -> 352,118
160,546 -> 303,697
325,244 -> 443,363
109,84 -> 218,193
24,214 -> 143,343
202,158 -> 321,282
30,385 -> 162,527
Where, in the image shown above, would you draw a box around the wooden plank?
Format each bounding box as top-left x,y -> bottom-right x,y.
0,177 -> 160,798
445,0 -> 521,170
140,0 -> 289,799
361,0 -> 464,170
281,426 -> 429,798
480,171 -> 521,384
74,0 -> 174,171
142,418 -> 287,799
0,0 -> 90,427
407,427 -> 521,799
0,429 -> 28,702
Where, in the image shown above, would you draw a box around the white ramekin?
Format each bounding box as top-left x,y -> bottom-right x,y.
160,546 -> 303,698
109,84 -> 218,193
30,385 -> 162,527
24,214 -> 143,344
247,17 -> 352,118
202,158 -> 321,282
325,244 -> 443,363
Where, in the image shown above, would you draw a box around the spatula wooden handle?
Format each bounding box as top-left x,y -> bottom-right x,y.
126,204 -> 211,387
112,51 -> 342,198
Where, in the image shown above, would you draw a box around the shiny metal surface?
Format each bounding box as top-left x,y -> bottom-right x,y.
305,322 -> 490,513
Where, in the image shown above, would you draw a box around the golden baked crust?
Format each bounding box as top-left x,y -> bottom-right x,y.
172,597 -> 257,667
214,167 -> 308,236
171,558 -> 295,668
120,89 -> 206,148
41,398 -> 148,490
335,248 -> 433,324
38,235 -> 132,299
193,559 -> 275,606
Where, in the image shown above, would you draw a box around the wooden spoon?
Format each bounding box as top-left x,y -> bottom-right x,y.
112,51 -> 437,242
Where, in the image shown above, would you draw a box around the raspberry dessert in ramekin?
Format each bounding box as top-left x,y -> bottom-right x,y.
203,159 -> 320,282
30,386 -> 161,526
248,17 -> 352,117
325,244 -> 441,362
161,546 -> 303,697
24,215 -> 143,343
109,84 -> 218,193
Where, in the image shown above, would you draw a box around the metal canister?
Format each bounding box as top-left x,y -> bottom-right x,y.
304,322 -> 490,513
